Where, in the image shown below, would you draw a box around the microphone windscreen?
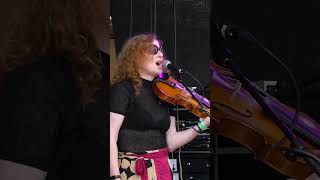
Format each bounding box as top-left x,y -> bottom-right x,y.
162,60 -> 172,72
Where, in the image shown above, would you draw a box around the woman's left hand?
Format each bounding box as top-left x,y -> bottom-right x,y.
202,116 -> 210,128
202,115 -> 221,128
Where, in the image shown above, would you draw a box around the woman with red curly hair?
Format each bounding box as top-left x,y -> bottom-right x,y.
0,0 -> 108,179
110,34 -> 210,180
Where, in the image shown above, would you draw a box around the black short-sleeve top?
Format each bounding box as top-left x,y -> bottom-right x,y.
110,79 -> 171,152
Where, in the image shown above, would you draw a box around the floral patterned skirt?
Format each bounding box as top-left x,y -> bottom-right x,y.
118,148 -> 172,180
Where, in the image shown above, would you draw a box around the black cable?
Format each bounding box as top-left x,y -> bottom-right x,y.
173,0 -> 177,64
130,0 -> 133,37
154,0 -> 157,34
150,0 -> 153,32
281,147 -> 320,177
291,149 -> 320,164
246,32 -> 302,148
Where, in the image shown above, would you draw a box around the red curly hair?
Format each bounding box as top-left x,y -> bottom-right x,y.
112,33 -> 162,95
3,0 -> 104,104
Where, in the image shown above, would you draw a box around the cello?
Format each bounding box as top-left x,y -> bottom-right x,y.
210,61 -> 320,179
152,66 -> 320,179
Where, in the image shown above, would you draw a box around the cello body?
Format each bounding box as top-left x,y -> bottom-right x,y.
210,61 -> 320,179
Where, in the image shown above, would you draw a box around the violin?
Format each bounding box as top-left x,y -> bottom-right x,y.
210,61 -> 320,179
152,75 -> 210,118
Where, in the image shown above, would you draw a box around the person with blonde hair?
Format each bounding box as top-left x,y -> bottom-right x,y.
110,33 -> 210,180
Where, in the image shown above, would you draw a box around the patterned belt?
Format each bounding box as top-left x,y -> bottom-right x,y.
121,148 -> 172,180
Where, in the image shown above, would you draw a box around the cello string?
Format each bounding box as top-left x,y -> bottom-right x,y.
229,72 -> 294,149
246,31 -> 302,148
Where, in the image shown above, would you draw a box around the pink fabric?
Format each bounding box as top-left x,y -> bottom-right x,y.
135,157 -> 147,177
133,148 -> 172,180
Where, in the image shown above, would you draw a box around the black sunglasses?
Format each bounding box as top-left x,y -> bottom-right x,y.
147,44 -> 164,55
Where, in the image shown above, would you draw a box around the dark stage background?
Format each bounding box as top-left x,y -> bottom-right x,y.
213,0 -> 320,180
111,0 -> 210,89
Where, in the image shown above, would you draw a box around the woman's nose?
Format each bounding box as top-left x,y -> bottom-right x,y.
158,50 -> 164,57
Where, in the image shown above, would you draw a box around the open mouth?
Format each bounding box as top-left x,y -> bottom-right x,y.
155,60 -> 163,66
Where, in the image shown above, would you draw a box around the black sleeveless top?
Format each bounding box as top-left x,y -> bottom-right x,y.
110,78 -> 171,152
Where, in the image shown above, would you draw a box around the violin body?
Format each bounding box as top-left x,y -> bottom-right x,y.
210,61 -> 320,179
152,76 -> 210,118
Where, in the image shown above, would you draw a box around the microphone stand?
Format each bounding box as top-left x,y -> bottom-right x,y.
222,50 -> 320,178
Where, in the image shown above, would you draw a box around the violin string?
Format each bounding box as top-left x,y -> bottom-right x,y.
185,71 -> 206,108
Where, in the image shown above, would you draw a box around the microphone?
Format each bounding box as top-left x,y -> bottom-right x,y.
215,23 -> 251,41
162,60 -> 184,74
218,24 -> 239,39
211,23 -> 253,62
